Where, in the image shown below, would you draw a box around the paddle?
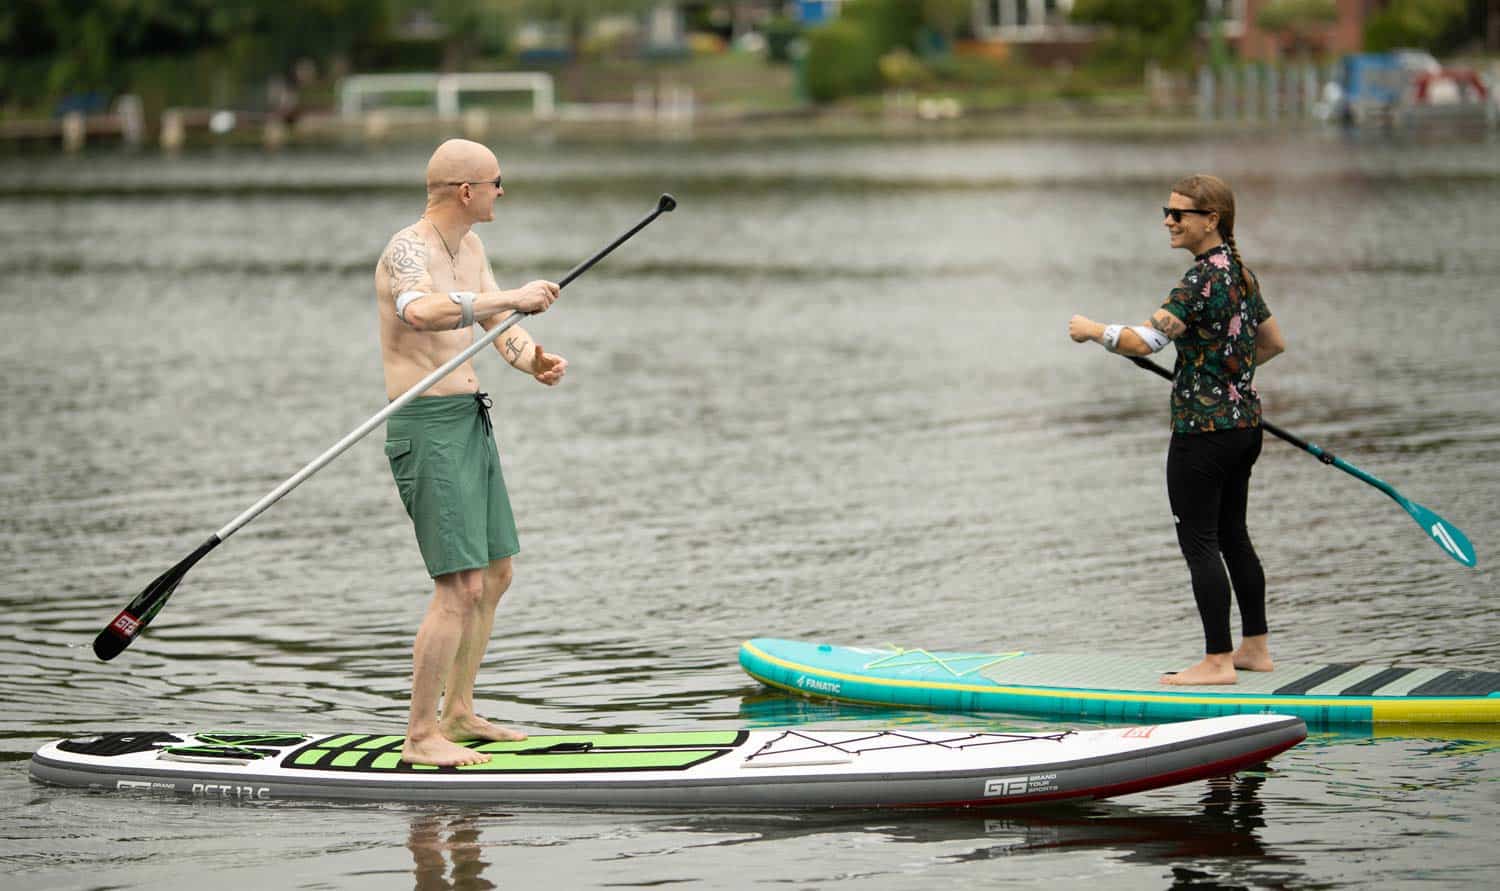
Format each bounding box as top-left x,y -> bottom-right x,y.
1126,356 -> 1476,568
93,193 -> 679,661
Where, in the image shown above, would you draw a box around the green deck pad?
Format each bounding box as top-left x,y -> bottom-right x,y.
318,734 -> 368,749
283,731 -> 747,773
294,749 -> 330,766
356,735 -> 405,750
472,731 -> 743,753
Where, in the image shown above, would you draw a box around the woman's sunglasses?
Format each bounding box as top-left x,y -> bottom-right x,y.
1162,207 -> 1213,223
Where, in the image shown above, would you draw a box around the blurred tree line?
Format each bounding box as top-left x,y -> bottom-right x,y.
795,0 -> 1482,104
1070,0 -> 1478,75
1,0 -> 1483,114
0,0 -> 656,113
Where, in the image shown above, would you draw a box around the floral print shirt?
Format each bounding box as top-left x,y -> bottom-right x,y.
1161,243 -> 1272,434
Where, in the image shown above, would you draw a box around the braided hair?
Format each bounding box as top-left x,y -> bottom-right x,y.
1170,174 -> 1257,295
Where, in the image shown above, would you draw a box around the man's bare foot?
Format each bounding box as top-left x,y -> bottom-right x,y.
402,734 -> 491,767
1161,656 -> 1237,686
1233,636 -> 1275,672
440,714 -> 527,743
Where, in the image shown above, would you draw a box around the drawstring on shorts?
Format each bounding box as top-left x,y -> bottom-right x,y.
474,391 -> 493,436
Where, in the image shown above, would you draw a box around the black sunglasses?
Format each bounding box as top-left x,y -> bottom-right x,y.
446,176 -> 503,190
1162,207 -> 1213,223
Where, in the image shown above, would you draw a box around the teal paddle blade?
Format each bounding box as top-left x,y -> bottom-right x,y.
1403,498 -> 1477,567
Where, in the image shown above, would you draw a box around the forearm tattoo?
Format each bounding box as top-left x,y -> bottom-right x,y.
385,231 -> 429,298
503,333 -> 530,363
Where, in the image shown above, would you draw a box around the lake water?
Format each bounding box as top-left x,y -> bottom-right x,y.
2,126 -> 1498,889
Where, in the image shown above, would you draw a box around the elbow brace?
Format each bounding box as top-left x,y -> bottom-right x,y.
1100,323 -> 1170,354
1128,324 -> 1171,353
395,291 -> 423,325
448,291 -> 475,329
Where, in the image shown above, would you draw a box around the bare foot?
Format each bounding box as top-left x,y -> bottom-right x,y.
1161,656 -> 1237,686
402,734 -> 491,767
1233,636 -> 1275,672
440,714 -> 527,743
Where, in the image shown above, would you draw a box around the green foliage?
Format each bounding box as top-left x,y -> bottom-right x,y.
1071,0 -> 1200,71
1363,0 -> 1466,52
919,0 -> 972,40
762,16 -> 801,64
925,52 -> 1007,86
878,48 -> 933,89
799,0 -> 984,103
1256,0 -> 1338,34
0,0 -> 394,107
842,0 -> 924,54
801,20 -> 880,103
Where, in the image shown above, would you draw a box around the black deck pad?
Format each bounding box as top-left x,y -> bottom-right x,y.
59,732 -> 182,757
1408,669 -> 1500,697
1274,663 -> 1359,696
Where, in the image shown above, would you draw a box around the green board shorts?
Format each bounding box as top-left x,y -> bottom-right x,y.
384,392 -> 519,578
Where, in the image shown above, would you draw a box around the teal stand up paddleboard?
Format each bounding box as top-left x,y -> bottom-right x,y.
740,638 -> 1500,727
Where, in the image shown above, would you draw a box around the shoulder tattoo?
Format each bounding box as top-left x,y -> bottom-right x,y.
385,230 -> 429,297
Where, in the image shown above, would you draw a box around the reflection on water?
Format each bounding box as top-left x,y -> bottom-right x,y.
389,772 -> 1294,891
410,815 -> 497,891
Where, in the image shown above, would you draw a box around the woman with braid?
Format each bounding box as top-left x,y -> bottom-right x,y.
1068,174 -> 1287,685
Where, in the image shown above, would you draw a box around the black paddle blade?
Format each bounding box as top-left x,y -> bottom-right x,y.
93,535 -> 221,661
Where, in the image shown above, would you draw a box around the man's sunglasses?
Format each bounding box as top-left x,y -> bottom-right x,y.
446,176 -> 503,190
1162,207 -> 1213,223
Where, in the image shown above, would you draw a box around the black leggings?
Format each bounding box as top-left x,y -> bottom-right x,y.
1166,427 -> 1266,654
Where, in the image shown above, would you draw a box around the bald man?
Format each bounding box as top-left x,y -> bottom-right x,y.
375,139 -> 564,767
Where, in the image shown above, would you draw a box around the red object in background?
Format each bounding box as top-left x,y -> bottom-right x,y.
1411,69 -> 1489,104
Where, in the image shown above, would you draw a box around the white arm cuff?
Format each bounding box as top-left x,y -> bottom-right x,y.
1100,324 -> 1123,352
1128,324 -> 1171,353
449,291 -> 476,329
395,291 -> 423,325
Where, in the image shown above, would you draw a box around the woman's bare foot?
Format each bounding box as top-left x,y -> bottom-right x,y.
1161,655 -> 1237,686
1233,635 -> 1275,672
440,714 -> 527,743
402,734 -> 491,767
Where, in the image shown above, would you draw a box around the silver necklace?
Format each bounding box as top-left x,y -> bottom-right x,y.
425,218 -> 460,275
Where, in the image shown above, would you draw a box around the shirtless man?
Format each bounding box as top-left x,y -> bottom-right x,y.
375,138 -> 566,767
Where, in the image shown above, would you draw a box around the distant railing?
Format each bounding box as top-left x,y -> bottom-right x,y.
1194,63 -> 1327,122
1193,61 -> 1499,126
337,72 -> 556,120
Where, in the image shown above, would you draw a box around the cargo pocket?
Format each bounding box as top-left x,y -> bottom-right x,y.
385,439 -> 414,477
385,439 -> 416,516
